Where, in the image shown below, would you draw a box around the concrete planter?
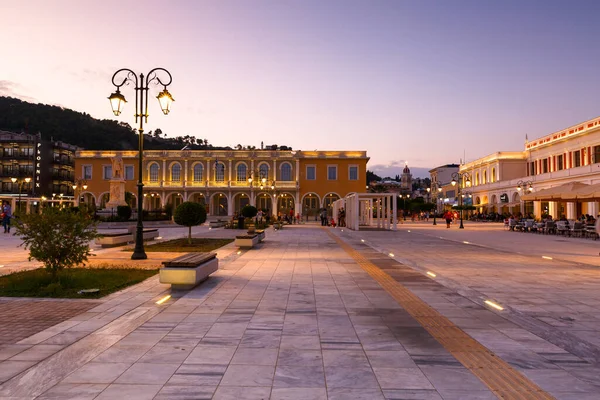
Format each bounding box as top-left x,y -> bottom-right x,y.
159,257 -> 219,290
235,234 -> 259,248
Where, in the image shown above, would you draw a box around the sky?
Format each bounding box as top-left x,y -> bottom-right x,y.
3,0 -> 600,179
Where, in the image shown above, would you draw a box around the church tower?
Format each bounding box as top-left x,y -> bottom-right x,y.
401,162 -> 412,190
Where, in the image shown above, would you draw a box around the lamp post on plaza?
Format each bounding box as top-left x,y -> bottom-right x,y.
248,170 -> 268,189
108,68 -> 174,260
399,193 -> 409,221
428,183 -> 443,225
10,177 -> 31,214
71,179 -> 88,207
451,172 -> 472,229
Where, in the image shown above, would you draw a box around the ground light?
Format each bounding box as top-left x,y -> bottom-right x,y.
542,256 -> 553,260
155,295 -> 172,305
426,271 -> 437,277
361,239 -> 365,242
484,300 -> 504,311
463,241 -> 470,244
389,253 -> 395,257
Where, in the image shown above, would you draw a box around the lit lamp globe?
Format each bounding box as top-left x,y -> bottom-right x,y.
157,88 -> 175,115
108,89 -> 127,116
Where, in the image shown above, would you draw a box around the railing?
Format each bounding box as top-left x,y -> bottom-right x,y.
140,180 -> 300,189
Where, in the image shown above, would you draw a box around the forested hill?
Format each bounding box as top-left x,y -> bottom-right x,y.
0,96 -> 216,150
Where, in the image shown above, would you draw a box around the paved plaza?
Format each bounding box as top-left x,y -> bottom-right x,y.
0,222 -> 599,399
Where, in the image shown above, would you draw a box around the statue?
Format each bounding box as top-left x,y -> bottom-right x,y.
112,155 -> 124,179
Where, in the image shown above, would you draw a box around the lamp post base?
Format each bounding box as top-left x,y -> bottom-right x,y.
433,217 -> 437,226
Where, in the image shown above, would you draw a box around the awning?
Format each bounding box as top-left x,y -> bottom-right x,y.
561,182 -> 600,201
521,182 -> 589,201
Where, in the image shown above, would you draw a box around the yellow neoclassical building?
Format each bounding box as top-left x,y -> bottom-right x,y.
74,149 -> 368,218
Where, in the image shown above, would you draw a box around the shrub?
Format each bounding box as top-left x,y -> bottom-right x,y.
241,205 -> 258,219
174,202 -> 207,244
14,207 -> 99,278
117,205 -> 132,221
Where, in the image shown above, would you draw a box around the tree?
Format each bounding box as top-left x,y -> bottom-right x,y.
241,205 -> 258,219
366,170 -> 382,185
174,202 -> 207,244
14,207 -> 99,278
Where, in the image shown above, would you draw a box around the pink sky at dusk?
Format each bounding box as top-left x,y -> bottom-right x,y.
3,0 -> 600,178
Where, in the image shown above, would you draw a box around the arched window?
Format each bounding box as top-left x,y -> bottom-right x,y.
491,168 -> 496,183
259,164 -> 269,181
237,164 -> 247,182
149,163 -> 159,182
483,171 -> 487,184
281,163 -> 292,181
171,163 -> 181,182
193,164 -> 203,182
215,162 -> 225,182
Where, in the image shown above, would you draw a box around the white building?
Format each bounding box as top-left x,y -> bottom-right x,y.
461,116 -> 600,219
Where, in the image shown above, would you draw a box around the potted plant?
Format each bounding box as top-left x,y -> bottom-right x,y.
241,205 -> 258,233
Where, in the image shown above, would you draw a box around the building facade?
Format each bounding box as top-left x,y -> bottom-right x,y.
75,149 -> 368,218
429,163 -> 459,211
459,116 -> 600,219
0,131 -> 77,211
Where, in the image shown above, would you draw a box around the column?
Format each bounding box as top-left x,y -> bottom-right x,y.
295,159 -> 300,182
273,160 -> 277,181
206,160 -> 211,183
548,201 -> 559,219
587,201 -> 598,218
228,160 -> 232,182
533,201 -> 542,220
227,193 -> 233,216
184,160 -> 188,186
392,194 -> 397,231
162,159 -> 166,184
566,202 -> 577,219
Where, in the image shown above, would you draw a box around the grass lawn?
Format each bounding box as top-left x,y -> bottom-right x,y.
0,268 -> 157,298
144,238 -> 234,252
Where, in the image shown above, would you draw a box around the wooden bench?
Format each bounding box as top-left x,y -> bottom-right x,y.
159,252 -> 219,290
95,228 -> 159,248
234,234 -> 260,248
209,220 -> 227,228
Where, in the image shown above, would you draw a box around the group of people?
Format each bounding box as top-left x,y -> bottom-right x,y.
1,201 -> 12,233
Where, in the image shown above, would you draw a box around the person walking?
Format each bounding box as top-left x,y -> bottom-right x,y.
2,201 -> 12,234
443,210 -> 452,229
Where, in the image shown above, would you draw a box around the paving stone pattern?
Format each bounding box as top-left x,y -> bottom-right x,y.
0,300 -> 98,345
0,223 -> 599,399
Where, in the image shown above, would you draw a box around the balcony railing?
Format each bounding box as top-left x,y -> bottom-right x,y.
141,180 -> 299,189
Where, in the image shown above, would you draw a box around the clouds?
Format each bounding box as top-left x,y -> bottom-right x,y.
369,160 -> 431,179
0,80 -> 36,102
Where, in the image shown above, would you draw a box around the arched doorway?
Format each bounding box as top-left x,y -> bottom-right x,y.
145,193 -> 162,211
323,193 -> 341,216
255,192 -> 273,215
166,193 -> 184,209
302,193 -> 320,220
211,193 -> 228,216
188,193 -> 208,212
99,192 -> 110,209
233,193 -> 250,214
125,192 -> 136,209
490,195 -> 498,213
277,193 -> 295,218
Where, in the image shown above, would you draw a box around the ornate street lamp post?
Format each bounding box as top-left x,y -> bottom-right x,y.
109,68 -> 174,260
428,183 -> 443,225
11,177 -> 31,214
451,172 -> 471,229
72,179 -> 88,206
